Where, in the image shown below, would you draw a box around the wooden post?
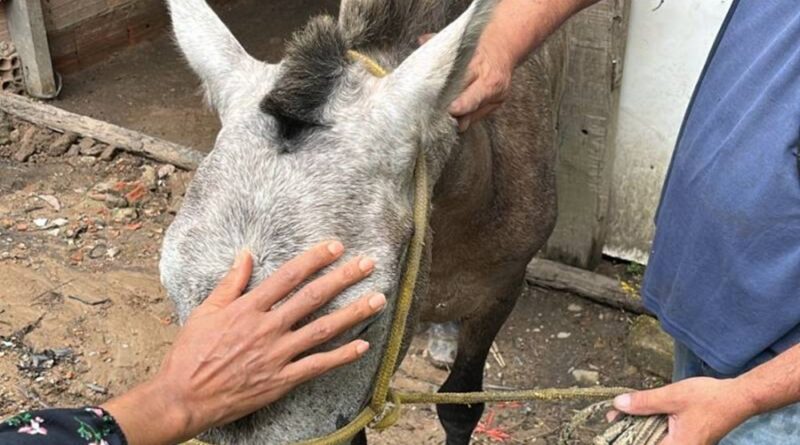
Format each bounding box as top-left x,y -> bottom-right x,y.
5,0 -> 57,98
544,0 -> 631,270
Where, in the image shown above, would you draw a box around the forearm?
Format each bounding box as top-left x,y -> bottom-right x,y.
735,342 -> 800,415
102,379 -> 192,445
485,0 -> 600,67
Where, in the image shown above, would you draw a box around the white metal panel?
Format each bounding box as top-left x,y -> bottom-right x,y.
604,0 -> 733,264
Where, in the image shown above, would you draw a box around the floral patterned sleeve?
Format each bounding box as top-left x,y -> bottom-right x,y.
1,407 -> 127,445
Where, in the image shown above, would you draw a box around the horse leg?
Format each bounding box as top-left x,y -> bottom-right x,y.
436,287 -> 519,445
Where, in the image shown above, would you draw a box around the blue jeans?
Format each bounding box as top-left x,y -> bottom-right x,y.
673,342 -> 800,444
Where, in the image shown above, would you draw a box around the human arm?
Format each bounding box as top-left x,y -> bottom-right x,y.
449,0 -> 600,131
611,342 -> 800,445
101,242 -> 385,445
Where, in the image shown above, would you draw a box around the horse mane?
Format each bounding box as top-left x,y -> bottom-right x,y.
261,0 -> 470,140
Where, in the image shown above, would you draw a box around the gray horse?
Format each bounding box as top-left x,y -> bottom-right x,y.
160,0 -> 561,443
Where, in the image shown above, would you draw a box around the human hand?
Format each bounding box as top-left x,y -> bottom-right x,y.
103,241 -> 386,445
609,377 -> 758,445
420,28 -> 514,132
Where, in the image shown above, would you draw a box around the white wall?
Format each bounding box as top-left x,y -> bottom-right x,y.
604,0 -> 733,264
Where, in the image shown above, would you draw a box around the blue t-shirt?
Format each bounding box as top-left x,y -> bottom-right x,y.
642,0 -> 800,375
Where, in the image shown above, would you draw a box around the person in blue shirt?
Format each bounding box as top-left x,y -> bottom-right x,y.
453,0 -> 800,443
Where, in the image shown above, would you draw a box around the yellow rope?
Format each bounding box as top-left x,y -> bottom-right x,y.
346,50 -> 389,77
183,51 -> 664,445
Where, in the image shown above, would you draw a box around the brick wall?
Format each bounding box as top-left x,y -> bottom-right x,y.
0,0 -> 169,73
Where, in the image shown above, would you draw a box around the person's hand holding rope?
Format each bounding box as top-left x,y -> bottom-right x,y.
607,378 -> 758,445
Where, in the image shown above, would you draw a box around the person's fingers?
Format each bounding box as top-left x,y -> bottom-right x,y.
613,387 -> 678,416
605,409 -> 622,423
457,116 -> 471,133
449,75 -> 484,117
204,250 -> 253,308
418,33 -> 436,45
457,103 -> 501,133
273,256 -> 375,328
244,241 -> 345,311
280,340 -> 370,385
281,293 -> 386,357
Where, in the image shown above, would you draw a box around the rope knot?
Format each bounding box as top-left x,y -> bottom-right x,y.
369,390 -> 403,432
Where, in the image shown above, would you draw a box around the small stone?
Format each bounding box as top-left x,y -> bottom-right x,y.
141,166 -> 157,190
1,218 -> 13,229
82,143 -> 106,157
47,132 -> 78,156
65,144 -> 80,157
9,129 -> 20,143
86,383 -> 108,395
88,244 -> 107,259
70,250 -> 84,264
51,218 -> 68,227
15,223 -> 28,232
571,369 -> 600,386
77,137 -> 96,154
12,127 -> 37,162
157,164 -> 176,179
556,332 -> 572,339
104,194 -> 128,209
567,303 -> 583,312
69,155 -> 96,166
37,194 -> 61,211
106,247 -> 121,259
33,218 -> 48,228
111,208 -> 138,224
92,179 -> 117,194
99,145 -> 117,161
125,182 -> 148,204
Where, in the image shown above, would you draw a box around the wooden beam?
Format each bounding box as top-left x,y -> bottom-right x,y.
543,0 -> 631,269
5,0 -> 57,98
0,93 -> 205,169
526,258 -> 649,315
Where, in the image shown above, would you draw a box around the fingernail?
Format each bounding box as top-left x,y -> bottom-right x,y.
356,341 -> 370,354
358,257 -> 375,273
368,293 -> 386,310
233,249 -> 250,269
327,241 -> 344,256
614,394 -> 631,410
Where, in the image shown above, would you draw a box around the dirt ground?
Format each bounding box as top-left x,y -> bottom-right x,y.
1,1 -> 662,443
0,121 -> 662,443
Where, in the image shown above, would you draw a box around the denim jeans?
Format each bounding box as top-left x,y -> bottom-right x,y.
673,342 -> 800,444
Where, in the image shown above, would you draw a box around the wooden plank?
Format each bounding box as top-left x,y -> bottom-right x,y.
5,0 -> 57,98
526,258 -> 649,314
0,92 -> 205,169
543,0 -> 631,269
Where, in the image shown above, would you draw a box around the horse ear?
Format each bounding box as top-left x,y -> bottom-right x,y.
168,0 -> 274,113
377,0 -> 497,115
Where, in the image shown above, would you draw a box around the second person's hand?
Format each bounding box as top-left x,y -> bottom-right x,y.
103,241 -> 386,445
